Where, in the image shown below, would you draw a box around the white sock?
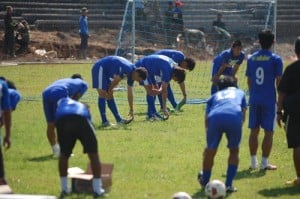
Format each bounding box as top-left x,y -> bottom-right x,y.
261,157 -> 268,166
52,143 -> 60,151
92,178 -> 104,194
60,177 -> 69,193
251,155 -> 258,167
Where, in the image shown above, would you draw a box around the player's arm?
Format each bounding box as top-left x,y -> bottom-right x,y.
277,91 -> 286,128
232,63 -> 241,80
275,76 -> 281,89
3,110 -> 11,149
160,81 -> 169,117
247,77 -> 251,91
242,108 -> 247,123
212,62 -> 229,82
107,75 -> 122,98
127,85 -> 134,119
179,81 -> 187,104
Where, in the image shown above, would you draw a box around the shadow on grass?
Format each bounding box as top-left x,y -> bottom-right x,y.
258,185 -> 300,197
27,154 -> 54,162
192,188 -> 206,199
233,168 -> 266,180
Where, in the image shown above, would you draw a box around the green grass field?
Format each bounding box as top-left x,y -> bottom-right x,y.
0,62 -> 299,199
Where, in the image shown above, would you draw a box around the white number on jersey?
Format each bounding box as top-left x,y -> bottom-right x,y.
216,89 -> 236,101
255,67 -> 264,85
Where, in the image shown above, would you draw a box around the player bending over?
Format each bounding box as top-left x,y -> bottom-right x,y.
92,55 -> 147,127
198,75 -> 247,193
154,49 -> 195,111
211,40 -> 245,94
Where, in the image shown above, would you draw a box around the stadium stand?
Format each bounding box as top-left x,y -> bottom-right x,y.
0,0 -> 299,36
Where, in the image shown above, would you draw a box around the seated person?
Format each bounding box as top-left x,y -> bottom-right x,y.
15,20 -> 30,54
212,13 -> 231,54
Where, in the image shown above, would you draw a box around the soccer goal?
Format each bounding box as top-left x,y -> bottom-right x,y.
115,0 -> 276,104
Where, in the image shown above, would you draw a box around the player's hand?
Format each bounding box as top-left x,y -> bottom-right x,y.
107,90 -> 114,99
277,113 -> 283,128
128,110 -> 134,120
3,136 -> 11,150
182,96 -> 187,104
163,109 -> 169,120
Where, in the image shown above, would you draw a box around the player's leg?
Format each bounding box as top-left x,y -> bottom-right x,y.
56,116 -> 77,195
79,118 -> 104,196
224,114 -> 242,191
144,85 -> 157,119
92,65 -> 110,126
248,104 -> 260,169
285,116 -> 300,184
106,94 -> 122,123
260,103 -> 276,170
158,84 -> 177,110
0,132 -> 6,185
42,97 -> 60,156
199,116 -> 222,187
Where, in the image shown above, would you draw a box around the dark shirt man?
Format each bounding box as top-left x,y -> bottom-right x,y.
4,6 -> 15,57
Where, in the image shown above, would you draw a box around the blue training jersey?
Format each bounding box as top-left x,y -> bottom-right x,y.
43,78 -> 88,100
79,15 -> 88,35
154,49 -> 185,64
206,87 -> 247,118
8,88 -> 21,110
246,50 -> 283,104
135,54 -> 176,83
212,49 -> 245,76
0,80 -> 11,117
55,97 -> 91,121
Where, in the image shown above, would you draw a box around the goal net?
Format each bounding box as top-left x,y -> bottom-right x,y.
115,0 -> 276,104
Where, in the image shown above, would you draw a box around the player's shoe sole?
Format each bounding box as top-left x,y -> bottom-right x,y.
260,164 -> 277,170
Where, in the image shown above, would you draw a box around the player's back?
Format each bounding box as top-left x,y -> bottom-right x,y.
246,50 -> 283,104
154,49 -> 184,64
206,87 -> 247,118
95,56 -> 134,75
136,54 -> 175,75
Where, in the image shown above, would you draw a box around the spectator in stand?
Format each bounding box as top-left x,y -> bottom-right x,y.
3,6 -> 16,58
79,7 -> 89,60
164,1 -> 175,45
172,1 -> 184,46
212,13 -> 231,54
15,20 -> 30,54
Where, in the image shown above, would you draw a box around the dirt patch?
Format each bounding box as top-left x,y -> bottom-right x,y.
0,29 -> 297,63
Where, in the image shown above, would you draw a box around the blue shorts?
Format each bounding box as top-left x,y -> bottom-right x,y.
92,65 -> 109,90
248,102 -> 276,132
42,87 -> 68,123
206,113 -> 242,149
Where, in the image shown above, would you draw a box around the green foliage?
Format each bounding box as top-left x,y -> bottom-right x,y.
0,63 -> 298,198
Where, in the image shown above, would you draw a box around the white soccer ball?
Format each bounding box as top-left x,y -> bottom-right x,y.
171,191 -> 192,199
205,179 -> 226,199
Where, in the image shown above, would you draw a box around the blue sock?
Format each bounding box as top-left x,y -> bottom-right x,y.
225,164 -> 238,187
202,170 -> 211,186
107,98 -> 122,122
98,97 -> 108,124
146,94 -> 156,117
167,85 -> 177,109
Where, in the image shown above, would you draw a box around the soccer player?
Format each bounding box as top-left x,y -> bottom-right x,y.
154,49 -> 195,110
42,74 -> 88,157
198,75 -> 247,192
55,97 -> 104,198
277,37 -> 300,185
0,77 -> 21,111
211,40 -> 245,94
135,54 -> 186,119
246,30 -> 283,170
0,79 -> 12,185
92,55 -> 147,127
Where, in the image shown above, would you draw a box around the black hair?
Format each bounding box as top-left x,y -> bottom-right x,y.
184,58 -> 196,71
258,30 -> 274,50
173,67 -> 186,83
217,75 -> 236,90
71,73 -> 82,79
295,36 -> 300,55
135,67 -> 148,80
231,40 -> 242,48
0,77 -> 17,89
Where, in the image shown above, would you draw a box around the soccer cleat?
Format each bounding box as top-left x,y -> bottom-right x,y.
226,186 -> 237,193
93,188 -> 105,198
285,178 -> 300,186
249,163 -> 258,170
175,100 -> 185,111
101,121 -> 111,128
260,164 -> 277,170
59,191 -> 69,199
197,171 -> 205,188
117,118 -> 133,125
